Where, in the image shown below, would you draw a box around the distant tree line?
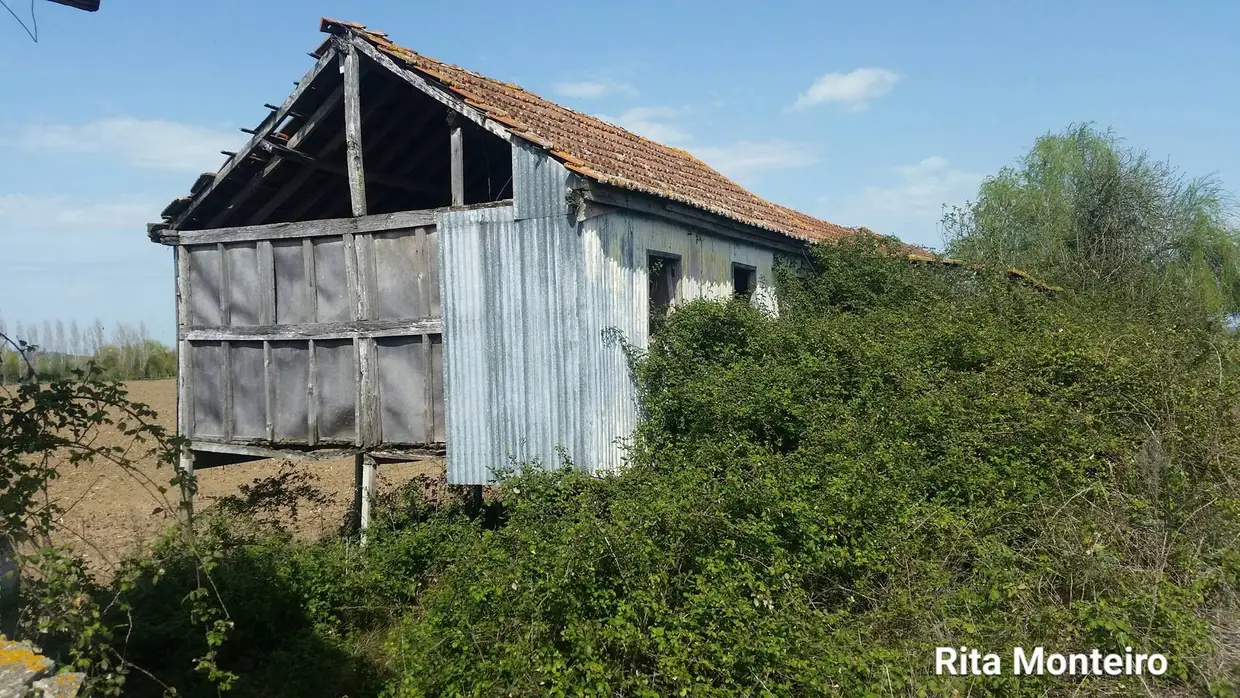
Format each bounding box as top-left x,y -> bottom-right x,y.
0,318 -> 175,383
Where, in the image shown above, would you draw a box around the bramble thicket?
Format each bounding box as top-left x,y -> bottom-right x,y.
3,124 -> 1240,696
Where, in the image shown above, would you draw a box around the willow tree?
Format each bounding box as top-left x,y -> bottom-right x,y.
943,124 -> 1240,315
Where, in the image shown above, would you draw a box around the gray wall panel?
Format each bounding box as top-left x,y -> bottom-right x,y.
229,342 -> 266,438
273,241 -> 313,324
271,341 -> 309,441
372,229 -> 426,320
376,335 -> 427,444
226,243 -> 261,326
187,246 -> 222,326
313,239 -> 351,323
190,341 -> 224,438
314,339 -> 356,442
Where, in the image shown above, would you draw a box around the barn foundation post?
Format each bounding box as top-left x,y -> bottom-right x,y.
177,450 -> 196,540
354,453 -> 377,543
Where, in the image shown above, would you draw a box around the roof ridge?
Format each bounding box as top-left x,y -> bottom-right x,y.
317,17 -> 858,243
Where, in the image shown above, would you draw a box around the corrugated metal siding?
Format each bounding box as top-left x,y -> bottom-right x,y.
439,147 -> 779,485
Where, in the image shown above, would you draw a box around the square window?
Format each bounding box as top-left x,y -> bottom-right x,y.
648,253 -> 681,336
732,263 -> 757,301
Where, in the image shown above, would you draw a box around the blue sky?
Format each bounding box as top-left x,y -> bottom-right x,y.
1,0 -> 1237,344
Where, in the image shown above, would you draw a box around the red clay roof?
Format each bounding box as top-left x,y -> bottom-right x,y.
320,18 -> 856,244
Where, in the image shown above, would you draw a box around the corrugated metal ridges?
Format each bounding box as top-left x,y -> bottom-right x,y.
439,150 -> 642,484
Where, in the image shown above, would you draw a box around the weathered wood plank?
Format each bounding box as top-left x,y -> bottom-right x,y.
263,340 -> 275,441
173,48 -> 341,227
258,240 -> 276,324
449,115 -> 465,206
307,338 -> 319,446
222,340 -> 234,441
217,242 -> 231,325
190,440 -> 356,462
422,333 -> 434,444
183,318 -> 443,342
342,45 -> 368,218
167,210 -> 437,245
345,35 -> 512,143
302,238 -> 319,321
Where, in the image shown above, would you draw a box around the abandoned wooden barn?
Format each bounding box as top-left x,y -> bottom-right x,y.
148,18 -> 858,501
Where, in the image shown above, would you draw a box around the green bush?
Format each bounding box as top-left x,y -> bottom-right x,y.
98,239 -> 1240,696
377,239 -> 1240,696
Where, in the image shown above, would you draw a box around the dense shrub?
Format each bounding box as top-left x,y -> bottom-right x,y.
103,239 -> 1240,696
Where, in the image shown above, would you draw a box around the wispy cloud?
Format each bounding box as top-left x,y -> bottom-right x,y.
596,106 -> 691,144
552,80 -> 638,99
826,156 -> 982,246
790,68 -> 901,112
6,117 -> 241,172
0,193 -> 161,232
690,141 -> 817,184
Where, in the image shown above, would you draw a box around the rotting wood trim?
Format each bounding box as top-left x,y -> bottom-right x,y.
172,47 -> 342,228
161,210 -> 437,245
182,318 -> 444,342
190,440 -> 357,462
344,34 -> 512,143
188,441 -> 445,463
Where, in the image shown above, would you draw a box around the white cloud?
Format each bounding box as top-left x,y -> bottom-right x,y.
690,140 -> 817,183
826,156 -> 982,246
790,68 -> 901,112
596,106 -> 691,144
8,117 -> 241,172
0,193 -> 161,232
552,80 -> 638,99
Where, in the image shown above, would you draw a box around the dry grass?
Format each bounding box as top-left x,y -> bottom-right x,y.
43,379 -> 443,575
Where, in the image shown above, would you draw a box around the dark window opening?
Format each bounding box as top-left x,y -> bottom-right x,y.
732,263 -> 757,301
648,253 -> 680,337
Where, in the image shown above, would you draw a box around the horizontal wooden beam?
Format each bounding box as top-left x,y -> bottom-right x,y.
160,209 -> 437,245
183,318 -> 443,342
189,440 -> 445,464
257,140 -> 435,195
344,34 -> 513,143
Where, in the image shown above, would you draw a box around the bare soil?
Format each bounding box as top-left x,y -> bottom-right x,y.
43,379 -> 443,575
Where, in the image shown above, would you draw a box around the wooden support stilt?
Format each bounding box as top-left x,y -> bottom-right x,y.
469,484 -> 483,518
353,453 -> 377,542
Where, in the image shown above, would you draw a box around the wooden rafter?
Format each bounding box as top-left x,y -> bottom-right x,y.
172,47 -> 341,229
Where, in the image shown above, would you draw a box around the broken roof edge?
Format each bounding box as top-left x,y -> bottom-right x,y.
316,17 -> 860,245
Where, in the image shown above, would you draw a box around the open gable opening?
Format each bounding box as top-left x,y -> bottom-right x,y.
174,50 -> 513,231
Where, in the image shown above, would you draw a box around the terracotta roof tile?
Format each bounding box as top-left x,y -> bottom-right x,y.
321,18 -> 856,244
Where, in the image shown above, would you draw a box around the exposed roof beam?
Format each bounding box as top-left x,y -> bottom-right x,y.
257,140 -> 434,195
342,34 -> 512,143
205,81 -> 346,228
273,81 -> 431,223
172,47 -> 341,228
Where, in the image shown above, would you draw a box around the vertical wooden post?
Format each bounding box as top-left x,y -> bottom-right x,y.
448,113 -> 464,206
353,453 -> 377,541
342,45 -> 367,218
174,245 -> 197,534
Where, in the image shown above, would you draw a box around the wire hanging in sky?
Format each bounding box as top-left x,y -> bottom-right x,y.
1,0 -> 39,42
